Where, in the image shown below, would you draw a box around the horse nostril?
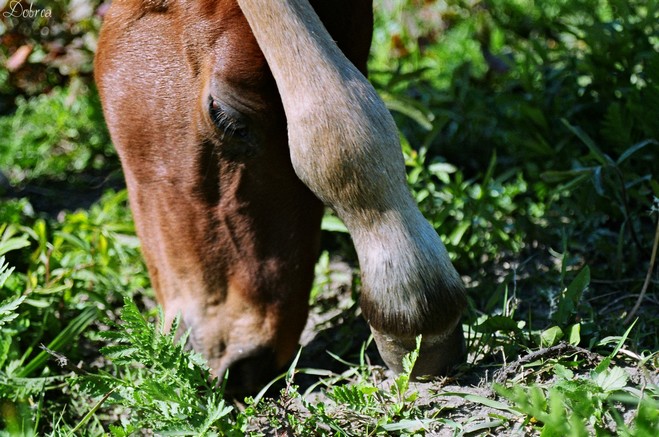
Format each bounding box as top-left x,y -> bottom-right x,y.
223,347 -> 278,396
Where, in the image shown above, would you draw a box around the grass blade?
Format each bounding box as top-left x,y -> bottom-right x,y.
18,306 -> 98,377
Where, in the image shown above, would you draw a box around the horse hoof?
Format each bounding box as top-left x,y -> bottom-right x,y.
370,322 -> 465,377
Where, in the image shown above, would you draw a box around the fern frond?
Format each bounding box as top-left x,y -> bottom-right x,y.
198,394 -> 233,434
0,256 -> 14,288
600,102 -> 631,148
0,294 -> 24,327
0,258 -> 23,327
88,298 -> 235,433
328,384 -> 378,413
100,345 -> 141,364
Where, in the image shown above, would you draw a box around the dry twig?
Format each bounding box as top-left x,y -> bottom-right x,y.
623,210 -> 659,325
493,342 -> 601,383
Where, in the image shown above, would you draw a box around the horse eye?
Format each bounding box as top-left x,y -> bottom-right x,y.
208,98 -> 248,139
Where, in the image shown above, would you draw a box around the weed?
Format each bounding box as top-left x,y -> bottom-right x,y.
495,328 -> 659,436
73,298 -> 238,436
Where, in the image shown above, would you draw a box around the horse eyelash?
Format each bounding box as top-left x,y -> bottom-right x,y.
209,100 -> 247,139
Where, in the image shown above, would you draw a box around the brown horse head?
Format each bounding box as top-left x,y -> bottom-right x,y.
96,0 -> 466,394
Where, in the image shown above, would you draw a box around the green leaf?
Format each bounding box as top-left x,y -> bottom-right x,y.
449,221 -> 470,246
442,392 -> 521,416
474,315 -> 520,333
562,119 -> 613,165
595,321 -> 636,374
19,306 -> 98,377
401,335 -> 421,376
101,345 -> 141,363
321,215 -> 348,233
380,418 -> 431,432
616,139 -> 658,165
0,234 -> 31,257
594,366 -> 627,393
592,166 -> 604,196
0,294 -> 25,327
197,394 -> 233,433
541,167 -> 599,183
553,364 -> 574,380
463,420 -> 507,435
0,256 -> 15,288
567,324 -> 581,346
428,161 -> 457,176
552,266 -> 590,326
540,326 -> 564,347
380,91 -> 434,131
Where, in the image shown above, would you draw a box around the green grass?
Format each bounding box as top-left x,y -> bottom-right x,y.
1,0 -> 658,435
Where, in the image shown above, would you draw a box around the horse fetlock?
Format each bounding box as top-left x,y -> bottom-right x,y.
356,213 -> 466,327
354,213 -> 467,375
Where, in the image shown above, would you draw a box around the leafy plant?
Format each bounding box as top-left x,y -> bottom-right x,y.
71,298 -> 238,435
496,329 -> 659,436
0,85 -> 115,185
371,0 -> 658,279
0,191 -> 145,434
402,144 -> 530,267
